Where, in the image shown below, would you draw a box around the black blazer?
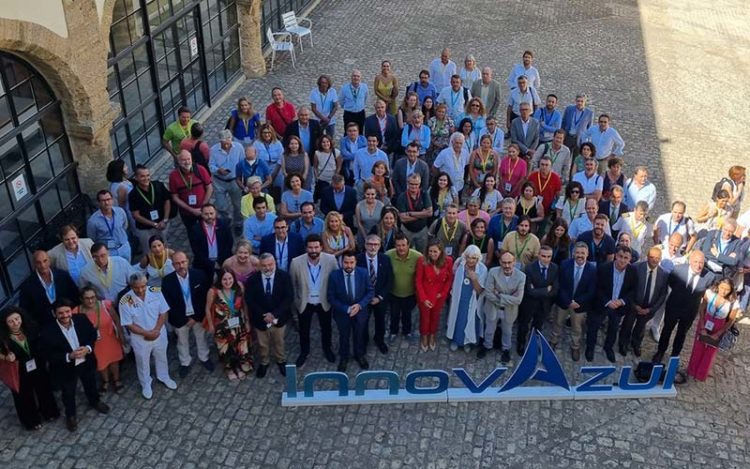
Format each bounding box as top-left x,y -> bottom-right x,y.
595,262 -> 638,315
259,232 -> 304,271
356,252 -> 393,300
188,218 -> 234,274
665,264 -> 715,316
39,315 -> 97,382
161,269 -> 210,327
632,261 -> 669,312
320,186 -> 358,228
364,113 -> 399,152
284,120 -> 322,152
19,269 -> 80,329
523,261 -> 559,307
598,200 -> 631,230
244,270 -> 293,329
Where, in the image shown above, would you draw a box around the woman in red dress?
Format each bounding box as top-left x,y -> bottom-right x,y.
77,286 -> 125,392
415,240 -> 454,352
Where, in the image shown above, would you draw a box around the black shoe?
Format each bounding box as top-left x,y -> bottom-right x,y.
585,349 -> 594,362
337,359 -> 348,372
516,343 -> 525,356
277,362 -> 287,376
91,402 -> 110,415
356,357 -> 369,370
476,347 -> 487,359
295,354 -> 308,368
652,351 -> 664,364
179,365 -> 190,378
618,345 -> 627,357
202,360 -> 215,372
571,348 -> 580,362
256,364 -> 268,378
324,350 -> 336,363
632,345 -> 642,357
501,350 -> 511,365
376,342 -> 388,354
604,348 -> 616,363
66,416 -> 78,432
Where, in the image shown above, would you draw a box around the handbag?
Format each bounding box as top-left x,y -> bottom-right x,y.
0,359 -> 20,393
698,332 -> 721,348
719,325 -> 740,352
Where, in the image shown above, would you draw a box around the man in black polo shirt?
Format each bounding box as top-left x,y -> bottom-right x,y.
128,164 -> 171,252
396,172 -> 433,253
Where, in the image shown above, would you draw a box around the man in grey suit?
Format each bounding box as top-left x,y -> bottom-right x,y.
619,246 -> 669,357
510,102 -> 540,163
517,245 -> 559,355
392,142 -> 431,198
289,234 -> 339,367
470,67 -> 502,119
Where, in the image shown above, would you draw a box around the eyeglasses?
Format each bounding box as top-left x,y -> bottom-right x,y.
570,190 -> 580,194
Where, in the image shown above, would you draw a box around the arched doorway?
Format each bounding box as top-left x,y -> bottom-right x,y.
0,52 -> 83,306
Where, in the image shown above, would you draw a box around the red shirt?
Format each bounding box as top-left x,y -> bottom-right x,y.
528,170 -> 562,213
265,102 -> 296,137
168,165 -> 212,214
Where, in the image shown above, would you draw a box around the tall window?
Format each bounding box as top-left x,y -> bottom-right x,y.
0,53 -> 81,306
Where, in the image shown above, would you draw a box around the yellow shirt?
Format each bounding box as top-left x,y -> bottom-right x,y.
240,193 -> 276,218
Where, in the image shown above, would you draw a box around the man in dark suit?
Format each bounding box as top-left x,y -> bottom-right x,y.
328,251 -> 374,372
284,106 -> 322,156
259,218 -> 304,272
19,250 -> 79,328
245,253 -> 293,378
552,242 -> 597,361
188,203 -> 233,282
510,102 -> 540,162
40,298 -> 110,432
598,186 -> 631,236
653,250 -> 716,364
618,247 -> 669,357
518,245 -> 559,355
364,99 -> 399,155
319,174 -> 358,229
161,251 -> 213,378
698,220 -> 742,276
357,234 -> 393,354
590,246 -> 638,362
392,143 -> 431,197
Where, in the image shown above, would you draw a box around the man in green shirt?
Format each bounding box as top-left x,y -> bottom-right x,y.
386,233 -> 422,343
162,106 -> 196,159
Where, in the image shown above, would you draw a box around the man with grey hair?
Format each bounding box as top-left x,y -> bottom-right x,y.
436,74 -> 471,121
118,271 -> 177,399
429,48 -> 457,92
470,67 -> 502,118
210,129 -> 244,232
340,69 -> 369,133
561,94 -> 594,154
433,132 -> 469,193
396,173 -> 433,252
285,106 -> 322,157
481,251 -> 526,365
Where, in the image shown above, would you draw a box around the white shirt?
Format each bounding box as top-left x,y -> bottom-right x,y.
506,87 -> 541,115
572,171 -> 603,196
654,213 -> 696,249
507,63 -> 541,90
429,58 -> 457,91
307,260 -> 323,304
569,215 -> 612,239
119,287 -> 169,332
436,86 -> 470,121
612,214 -> 653,255
611,266 -> 626,301
57,320 -> 88,364
659,245 -> 686,273
737,209 -> 750,238
177,273 -> 194,315
580,126 -> 625,158
433,147 -> 470,191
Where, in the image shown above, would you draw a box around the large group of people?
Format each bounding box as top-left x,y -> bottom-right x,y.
2,48 -> 748,433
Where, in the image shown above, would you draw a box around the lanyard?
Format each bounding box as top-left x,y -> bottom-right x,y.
203,223 -> 217,248
136,184 -> 155,206
520,199 -> 534,216
505,158 -> 520,182
478,150 -> 492,173
499,219 -> 511,240
307,263 -> 321,284
453,150 -> 462,171
179,169 -> 194,191
93,301 -> 102,330
149,252 -> 168,278
221,290 -> 237,315
513,234 -> 531,260
472,235 -> 487,251
668,219 -> 682,235
573,109 -> 584,127
407,192 -> 421,211
351,85 -> 359,102
96,265 -> 113,289
12,335 -> 30,357
263,143 -> 272,164
540,108 -> 554,126
536,172 -> 551,194
630,216 -> 645,239
38,271 -> 55,302
568,201 -> 578,222
101,212 -> 116,238
706,293 -> 720,318
384,229 -> 393,248
276,241 -> 286,262
180,276 -> 191,302
450,90 -> 460,108
442,218 -> 459,242
242,117 -> 251,135
464,139 -> 472,155
318,89 -> 329,112
717,237 -> 726,254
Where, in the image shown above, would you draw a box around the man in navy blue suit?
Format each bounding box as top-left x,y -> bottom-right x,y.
550,241 -> 597,361
187,203 -> 233,282
357,234 -> 393,354
320,174 -> 358,230
328,251 -> 374,372
259,218 -> 304,272
364,99 -> 400,155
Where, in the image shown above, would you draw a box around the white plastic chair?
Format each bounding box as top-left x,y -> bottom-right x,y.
266,28 -> 295,70
281,11 -> 313,52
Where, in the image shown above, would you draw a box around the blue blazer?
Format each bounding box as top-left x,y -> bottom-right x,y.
327,267 -> 374,316
556,259 -> 597,312
364,113 -> 399,152
320,186 -> 358,228
259,232 -> 304,271
561,105 -> 594,143
356,252 -> 393,300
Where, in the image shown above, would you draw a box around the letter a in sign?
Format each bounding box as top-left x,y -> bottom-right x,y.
499,330 -> 570,392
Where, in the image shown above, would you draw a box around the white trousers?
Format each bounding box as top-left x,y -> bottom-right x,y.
175,321 -> 210,366
130,330 -> 170,391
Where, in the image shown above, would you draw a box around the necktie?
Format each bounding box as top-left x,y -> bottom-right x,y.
686,273 -> 694,292
573,266 -> 582,292
541,266 -> 547,281
347,273 -> 355,303
265,277 -> 272,296
369,258 -> 377,287
643,269 -> 653,306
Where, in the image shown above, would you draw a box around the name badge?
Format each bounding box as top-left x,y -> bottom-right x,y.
188,194 -> 198,206
504,182 -> 512,192
106,240 -> 119,249
496,241 -> 504,249
445,246 -> 453,257
705,319 -> 715,332
569,129 -> 577,136
96,330 -> 101,341
149,210 -> 160,221
228,317 -> 240,328
25,359 -> 37,372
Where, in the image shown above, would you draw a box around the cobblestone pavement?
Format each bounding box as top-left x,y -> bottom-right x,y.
2,0 -> 750,468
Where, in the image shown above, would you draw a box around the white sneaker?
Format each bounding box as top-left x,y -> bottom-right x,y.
142,386 -> 153,400
159,378 -> 178,390
449,343 -> 458,352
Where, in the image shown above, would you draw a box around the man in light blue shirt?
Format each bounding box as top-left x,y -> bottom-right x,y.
624,166 -> 657,211
292,202 -> 324,238
244,197 -> 276,253
561,94 -> 594,152
533,94 -> 562,144
353,135 -> 389,189
210,129 -> 244,230
310,75 -> 338,136
580,114 -> 625,172
429,48 -> 457,93
86,190 -> 131,262
339,69 -> 369,133
400,111 -> 431,156
506,76 -> 542,131
405,70 -> 438,105
507,51 -> 541,90
340,123 -> 367,183
436,75 -> 471,121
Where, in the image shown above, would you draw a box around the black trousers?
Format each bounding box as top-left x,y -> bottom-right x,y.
13,368 -> 59,429
333,308 -> 370,360
619,309 -> 653,349
343,110 -> 366,134
517,299 -> 551,349
586,308 -> 626,352
59,363 -> 99,417
658,307 -> 698,357
366,300 -> 388,346
389,295 -> 416,335
298,303 -> 333,357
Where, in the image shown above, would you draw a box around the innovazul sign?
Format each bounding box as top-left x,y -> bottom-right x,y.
282,331 -> 679,406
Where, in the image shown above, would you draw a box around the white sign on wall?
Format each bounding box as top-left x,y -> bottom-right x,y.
11,174 -> 28,201
189,37 -> 198,57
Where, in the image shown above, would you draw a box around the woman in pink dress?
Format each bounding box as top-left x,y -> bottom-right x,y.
76,286 -> 125,392
222,240 -> 259,285
498,143 -> 527,199
687,278 -> 741,381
